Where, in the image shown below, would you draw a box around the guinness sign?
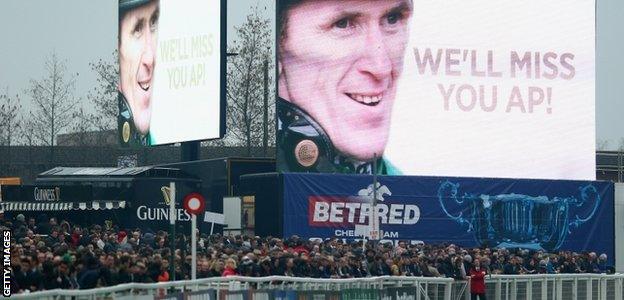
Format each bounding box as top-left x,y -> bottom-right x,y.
0,185 -> 93,203
33,187 -> 61,201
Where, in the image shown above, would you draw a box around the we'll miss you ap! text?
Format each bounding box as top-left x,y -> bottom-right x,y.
414,47 -> 577,115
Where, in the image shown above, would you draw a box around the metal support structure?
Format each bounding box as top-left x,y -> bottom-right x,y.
444,281 -> 452,300
12,272 -> 624,300
191,214 -> 197,280
599,278 -> 607,300
168,182 -> 176,282
263,58 -> 269,156
619,150 -> 623,183
615,277 -> 623,300
367,154 -> 380,241
181,141 -> 200,162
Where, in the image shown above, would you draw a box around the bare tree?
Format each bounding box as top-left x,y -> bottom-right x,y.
0,88 -> 22,170
24,52 -> 78,162
0,88 -> 22,146
88,50 -> 118,131
20,119 -> 38,147
596,139 -> 609,151
225,6 -> 275,155
19,119 -> 39,173
69,106 -> 96,146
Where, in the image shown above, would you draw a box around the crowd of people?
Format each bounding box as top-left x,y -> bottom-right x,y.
4,214 -> 613,294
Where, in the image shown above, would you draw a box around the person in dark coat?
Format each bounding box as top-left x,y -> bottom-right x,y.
17,257 -> 42,292
294,256 -> 311,277
40,260 -> 71,290
14,258 -> 33,292
258,257 -> 274,277
503,257 -> 521,275
116,256 -> 133,284
132,262 -> 154,283
450,256 -> 466,280
368,256 -> 386,276
56,261 -> 73,289
37,215 -> 51,235
13,215 -> 27,240
78,255 -> 101,289
41,261 -> 61,290
404,256 -> 423,277
437,257 -> 454,278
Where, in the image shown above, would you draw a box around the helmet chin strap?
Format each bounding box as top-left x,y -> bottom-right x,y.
118,93 -> 150,147
277,98 -> 386,174
333,155 -> 384,175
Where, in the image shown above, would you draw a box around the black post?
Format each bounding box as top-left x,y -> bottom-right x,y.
263,58 -> 269,156
373,153 -> 377,206
170,219 -> 176,282
181,141 -> 200,162
618,147 -> 624,182
371,154 -> 378,246
165,183 -> 176,285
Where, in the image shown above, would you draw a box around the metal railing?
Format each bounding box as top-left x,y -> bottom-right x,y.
11,274 -> 624,300
11,276 -> 453,300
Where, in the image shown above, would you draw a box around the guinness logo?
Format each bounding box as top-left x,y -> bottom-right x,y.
122,121 -> 131,143
33,187 -> 61,201
161,186 -> 172,205
294,139 -> 319,167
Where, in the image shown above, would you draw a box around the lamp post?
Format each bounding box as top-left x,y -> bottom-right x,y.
263,57 -> 269,156
370,154 -> 380,241
164,182 -> 176,282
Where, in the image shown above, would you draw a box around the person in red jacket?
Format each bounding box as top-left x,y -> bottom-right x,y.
469,258 -> 487,300
221,259 -> 238,277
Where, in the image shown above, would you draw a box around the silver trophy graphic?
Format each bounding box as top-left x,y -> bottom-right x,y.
437,181 -> 601,251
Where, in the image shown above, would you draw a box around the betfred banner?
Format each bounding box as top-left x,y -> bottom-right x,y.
283,173 -> 614,262
276,0 -> 595,180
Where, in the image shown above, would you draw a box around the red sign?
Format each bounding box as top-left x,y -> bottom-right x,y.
183,193 -> 206,215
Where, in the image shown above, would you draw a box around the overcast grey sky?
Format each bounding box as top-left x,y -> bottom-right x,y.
0,0 -> 622,150
0,0 -> 274,126
596,0 -> 624,150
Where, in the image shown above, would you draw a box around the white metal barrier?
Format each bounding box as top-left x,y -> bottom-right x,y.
453,274 -> 624,300
11,276 -> 453,300
10,274 -> 624,300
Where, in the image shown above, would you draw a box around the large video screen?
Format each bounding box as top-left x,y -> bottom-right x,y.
276,0 -> 595,180
118,0 -> 225,147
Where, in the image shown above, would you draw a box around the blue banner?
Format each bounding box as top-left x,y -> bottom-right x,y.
283,173 -> 614,261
